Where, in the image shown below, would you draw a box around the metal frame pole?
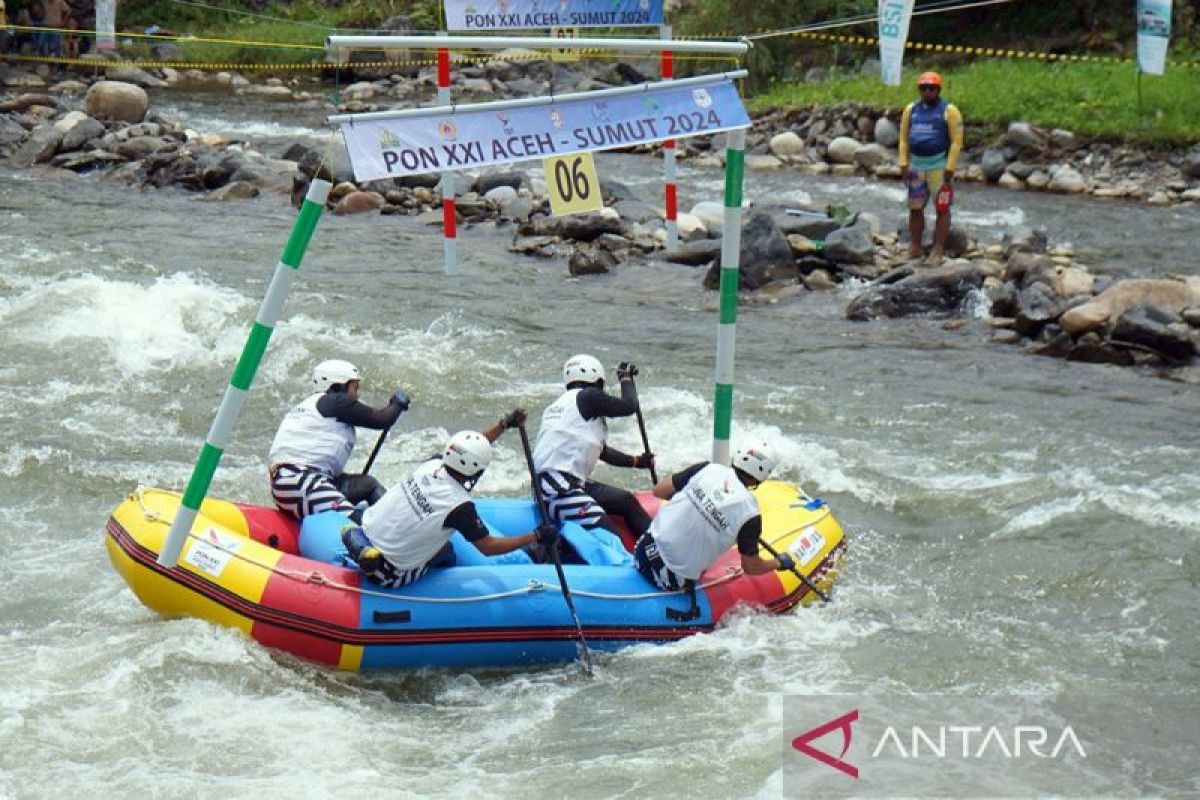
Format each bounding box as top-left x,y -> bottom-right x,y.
712,128 -> 745,465
157,179 -> 332,567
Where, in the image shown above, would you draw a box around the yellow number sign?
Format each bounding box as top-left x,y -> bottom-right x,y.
550,26 -> 580,62
544,152 -> 603,217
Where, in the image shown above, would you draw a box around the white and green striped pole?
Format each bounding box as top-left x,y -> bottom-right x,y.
158,178 -> 332,567
712,128 -> 746,465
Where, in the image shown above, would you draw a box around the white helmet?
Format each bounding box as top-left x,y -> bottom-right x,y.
443,431 -> 492,478
563,354 -> 605,387
312,359 -> 361,391
732,442 -> 776,483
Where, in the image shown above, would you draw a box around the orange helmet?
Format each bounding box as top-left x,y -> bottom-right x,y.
917,71 -> 942,89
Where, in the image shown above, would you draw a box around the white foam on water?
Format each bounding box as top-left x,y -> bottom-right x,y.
991,494 -> 1088,537
957,205 -> 1026,228
2,271 -> 251,376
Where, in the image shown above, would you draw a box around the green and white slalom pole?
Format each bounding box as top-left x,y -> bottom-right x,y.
712,128 -> 746,465
158,178 -> 332,567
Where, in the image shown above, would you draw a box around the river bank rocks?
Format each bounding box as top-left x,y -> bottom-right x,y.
676,104 -> 1200,208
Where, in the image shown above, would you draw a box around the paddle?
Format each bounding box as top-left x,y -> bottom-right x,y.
757,537 -> 831,604
361,428 -> 389,476
515,422 -> 594,676
625,372 -> 658,485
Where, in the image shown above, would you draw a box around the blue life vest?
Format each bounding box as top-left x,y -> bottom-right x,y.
908,99 -> 950,158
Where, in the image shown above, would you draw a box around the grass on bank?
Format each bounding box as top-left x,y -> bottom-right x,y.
747,57 -> 1200,147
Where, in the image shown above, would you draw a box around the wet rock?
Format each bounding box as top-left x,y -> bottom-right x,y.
822,222 -> 874,265
769,131 -> 806,158
1048,166 -> 1087,193
84,81 -> 149,124
229,158 -> 295,193
1060,278 -> 1200,335
557,209 -> 624,242
846,263 -> 985,320
1067,332 -> 1134,366
49,148 -> 123,171
12,123 -> 64,166
874,117 -> 899,147
854,143 -> 890,170
205,181 -> 260,201
771,211 -> 840,240
1029,328 -> 1073,357
509,235 -> 558,256
703,211 -> 791,291
105,65 -> 167,89
804,269 -> 837,290
1005,121 -> 1048,151
0,93 -> 57,113
58,114 -> 105,151
568,248 -> 616,276
115,135 -> 169,160
826,136 -> 860,164
1181,146 -> 1200,179
475,171 -> 525,194
989,282 -> 1018,318
612,199 -> 660,225
1183,307 -> 1200,328
787,234 -> 819,257
397,172 -> 442,189
1002,227 -> 1048,257
1013,282 -> 1065,336
455,193 -> 491,218
1110,305 -> 1196,361
599,178 -> 636,202
688,201 -> 724,237
1007,161 -> 1040,180
662,239 -> 722,266
998,172 -> 1025,190
981,148 -> 1008,182
333,190 -> 386,215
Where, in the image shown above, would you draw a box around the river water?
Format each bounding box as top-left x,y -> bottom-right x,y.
1,92 -> 1198,798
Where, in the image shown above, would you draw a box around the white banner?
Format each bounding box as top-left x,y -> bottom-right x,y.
444,0 -> 664,31
337,78 -> 750,182
878,0 -> 916,86
95,0 -> 116,51
1136,0 -> 1172,75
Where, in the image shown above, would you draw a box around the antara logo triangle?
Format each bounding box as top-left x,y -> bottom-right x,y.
791,709 -> 859,778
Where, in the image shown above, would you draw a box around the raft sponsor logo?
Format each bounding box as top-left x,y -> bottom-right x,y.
780,696 -> 1159,798
183,527 -> 241,578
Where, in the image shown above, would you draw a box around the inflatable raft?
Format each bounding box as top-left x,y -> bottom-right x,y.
106,482 -> 845,670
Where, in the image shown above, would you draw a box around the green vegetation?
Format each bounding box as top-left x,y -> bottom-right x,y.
748,58 -> 1200,146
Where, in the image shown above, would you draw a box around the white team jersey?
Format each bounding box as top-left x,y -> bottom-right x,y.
362,459 -> 471,571
649,463 -> 760,581
267,392 -> 357,475
533,388 -> 607,480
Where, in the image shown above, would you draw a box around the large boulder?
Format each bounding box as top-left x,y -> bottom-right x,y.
768,131 -> 806,158
826,136 -> 860,164
981,148 -> 1008,182
662,238 -> 722,266
1048,165 -> 1087,193
1013,282 -> 1066,336
1109,305 -> 1196,361
873,117 -> 899,147
105,65 -> 167,88
769,209 -> 840,239
703,211 -> 792,291
1005,121 -> 1047,151
568,248 -> 617,276
689,201 -> 725,237
1059,278 -> 1200,335
846,263 -> 985,320
333,191 -> 386,215
822,222 -> 875,265
556,210 -> 625,242
84,81 -> 149,124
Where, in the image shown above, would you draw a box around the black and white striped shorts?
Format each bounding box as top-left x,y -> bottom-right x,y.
634,534 -> 687,592
269,464 -> 355,521
537,470 -> 605,529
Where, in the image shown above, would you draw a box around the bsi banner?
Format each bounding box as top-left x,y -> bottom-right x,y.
444,0 -> 664,31
878,0 -> 916,86
336,78 -> 750,182
1136,0 -> 1173,75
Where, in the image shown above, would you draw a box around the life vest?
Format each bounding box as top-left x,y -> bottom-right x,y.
648,463 -> 760,581
533,388 -> 607,480
907,99 -> 951,158
267,392 -> 356,476
361,458 -> 471,571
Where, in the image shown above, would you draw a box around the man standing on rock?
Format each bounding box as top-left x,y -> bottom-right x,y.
898,71 -> 963,265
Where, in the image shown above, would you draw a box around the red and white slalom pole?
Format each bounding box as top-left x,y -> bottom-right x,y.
437,45 -> 457,274
660,25 -> 678,251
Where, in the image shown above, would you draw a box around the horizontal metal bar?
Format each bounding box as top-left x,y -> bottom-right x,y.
326,34 -> 749,55
328,70 -> 747,124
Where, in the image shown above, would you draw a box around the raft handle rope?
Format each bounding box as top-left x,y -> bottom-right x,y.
128,486 -> 751,604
